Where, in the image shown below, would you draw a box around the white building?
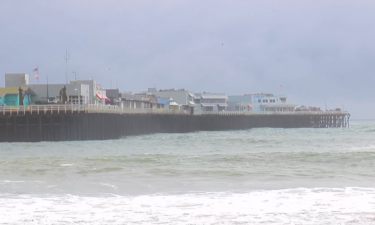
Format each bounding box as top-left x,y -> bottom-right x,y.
228,93 -> 296,112
5,73 -> 29,87
194,93 -> 228,112
71,79 -> 109,104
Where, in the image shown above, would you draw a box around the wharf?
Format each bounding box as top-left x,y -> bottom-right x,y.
0,105 -> 350,142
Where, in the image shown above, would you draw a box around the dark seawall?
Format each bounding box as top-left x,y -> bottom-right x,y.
0,112 -> 350,142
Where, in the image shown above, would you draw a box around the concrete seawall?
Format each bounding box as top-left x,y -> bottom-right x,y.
0,111 -> 350,142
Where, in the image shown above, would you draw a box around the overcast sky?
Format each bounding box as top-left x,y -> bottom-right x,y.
1,0 -> 374,119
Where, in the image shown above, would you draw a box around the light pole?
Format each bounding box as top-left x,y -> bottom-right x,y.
72,71 -> 76,82
72,72 -> 77,104
46,76 -> 49,103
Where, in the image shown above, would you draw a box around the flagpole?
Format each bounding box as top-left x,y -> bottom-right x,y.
37,66 -> 39,84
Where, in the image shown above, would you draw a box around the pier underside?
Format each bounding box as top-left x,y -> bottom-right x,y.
0,112 -> 350,142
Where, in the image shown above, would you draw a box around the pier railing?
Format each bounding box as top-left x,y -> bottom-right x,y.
0,104 -> 349,116
197,110 -> 350,116
0,104 -> 189,115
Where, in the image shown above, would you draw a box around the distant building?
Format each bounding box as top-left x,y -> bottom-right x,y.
119,92 -> 166,109
26,83 -> 89,104
228,93 -> 296,112
194,93 -> 228,112
106,88 -> 120,105
5,73 -> 29,87
71,79 -> 109,104
148,88 -> 195,111
3,72 -> 90,104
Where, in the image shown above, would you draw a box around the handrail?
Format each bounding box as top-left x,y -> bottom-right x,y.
198,110 -> 350,116
0,105 -> 349,116
0,104 -> 189,115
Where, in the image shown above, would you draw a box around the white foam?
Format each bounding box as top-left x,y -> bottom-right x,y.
351,145 -> 375,151
59,164 -> 74,167
100,183 -> 118,190
1,187 -> 375,224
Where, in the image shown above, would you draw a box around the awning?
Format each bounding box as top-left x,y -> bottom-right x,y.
169,102 -> 179,106
247,104 -> 253,107
95,93 -> 110,101
188,101 -> 195,106
217,103 -> 228,107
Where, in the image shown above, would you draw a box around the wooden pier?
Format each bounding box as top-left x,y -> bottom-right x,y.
0,105 -> 350,142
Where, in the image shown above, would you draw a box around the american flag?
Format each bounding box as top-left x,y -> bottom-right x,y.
33,68 -> 38,72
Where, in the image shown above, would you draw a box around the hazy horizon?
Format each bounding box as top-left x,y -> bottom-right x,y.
1,0 -> 374,119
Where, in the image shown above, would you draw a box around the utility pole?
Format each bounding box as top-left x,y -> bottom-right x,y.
64,50 -> 70,84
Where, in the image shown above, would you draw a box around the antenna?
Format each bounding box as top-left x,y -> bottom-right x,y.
64,50 -> 70,84
325,98 -> 327,111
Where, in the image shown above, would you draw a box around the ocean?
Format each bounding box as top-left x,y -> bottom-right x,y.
1,120 -> 375,224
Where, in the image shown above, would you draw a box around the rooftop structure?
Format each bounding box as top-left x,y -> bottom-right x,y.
5,73 -> 29,87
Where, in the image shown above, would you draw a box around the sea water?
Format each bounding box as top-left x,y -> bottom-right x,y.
1,120 -> 375,224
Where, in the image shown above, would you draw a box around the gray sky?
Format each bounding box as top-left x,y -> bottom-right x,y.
1,0 -> 374,119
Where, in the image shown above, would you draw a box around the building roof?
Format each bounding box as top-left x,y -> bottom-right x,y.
201,103 -> 217,107
0,87 -> 36,97
0,87 -> 19,96
158,88 -> 189,92
201,103 -> 228,107
200,94 -> 228,100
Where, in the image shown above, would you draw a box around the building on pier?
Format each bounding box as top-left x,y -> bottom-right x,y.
26,83 -> 90,104
71,79 -> 110,105
105,88 -> 120,105
0,87 -> 35,106
147,88 -> 196,111
5,73 -> 29,87
119,92 -> 168,109
4,73 -> 91,104
228,93 -> 297,112
194,93 -> 228,112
